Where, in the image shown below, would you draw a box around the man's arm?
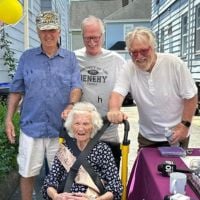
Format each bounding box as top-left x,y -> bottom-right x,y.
181,95 -> 198,123
172,95 -> 198,144
5,93 -> 22,143
61,88 -> 82,119
68,88 -> 82,105
107,91 -> 128,123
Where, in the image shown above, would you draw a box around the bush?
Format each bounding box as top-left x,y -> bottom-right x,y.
0,101 -> 20,180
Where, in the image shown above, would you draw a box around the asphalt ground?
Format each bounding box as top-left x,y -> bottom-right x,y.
10,106 -> 200,200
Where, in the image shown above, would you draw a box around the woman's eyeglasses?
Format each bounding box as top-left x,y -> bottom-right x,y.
129,47 -> 151,58
83,35 -> 102,42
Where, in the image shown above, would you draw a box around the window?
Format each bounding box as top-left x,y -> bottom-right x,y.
160,28 -> 164,52
195,4 -> 200,54
168,23 -> 173,53
155,31 -> 159,51
181,13 -> 188,57
124,24 -> 134,40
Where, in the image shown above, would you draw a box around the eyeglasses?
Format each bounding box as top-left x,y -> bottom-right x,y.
129,47 -> 151,58
83,35 -> 102,42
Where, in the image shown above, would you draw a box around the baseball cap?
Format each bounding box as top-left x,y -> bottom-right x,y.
36,11 -> 60,30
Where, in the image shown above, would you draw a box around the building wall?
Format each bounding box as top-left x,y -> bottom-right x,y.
151,0 -> 200,81
0,0 -> 40,83
69,0 -> 122,50
52,0 -> 69,48
0,0 -> 69,83
70,30 -> 84,51
105,21 -> 151,49
104,21 -> 150,60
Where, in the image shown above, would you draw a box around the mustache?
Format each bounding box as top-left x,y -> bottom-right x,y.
135,57 -> 146,62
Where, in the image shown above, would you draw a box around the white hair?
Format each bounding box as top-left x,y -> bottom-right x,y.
81,15 -> 105,35
125,27 -> 157,50
64,102 -> 103,138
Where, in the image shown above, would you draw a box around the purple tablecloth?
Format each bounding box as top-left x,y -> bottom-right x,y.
127,148 -> 200,200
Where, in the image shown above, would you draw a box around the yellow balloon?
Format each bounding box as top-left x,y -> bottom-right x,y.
0,0 -> 23,24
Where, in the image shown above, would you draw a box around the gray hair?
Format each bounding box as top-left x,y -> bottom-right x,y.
125,27 -> 157,50
81,15 -> 105,35
64,102 -> 103,138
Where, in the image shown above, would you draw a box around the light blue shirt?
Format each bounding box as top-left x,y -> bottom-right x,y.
10,47 -> 82,138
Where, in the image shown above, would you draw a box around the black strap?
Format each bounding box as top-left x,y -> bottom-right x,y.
59,130 -> 105,194
64,117 -> 110,194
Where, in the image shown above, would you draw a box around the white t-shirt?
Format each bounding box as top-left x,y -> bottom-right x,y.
113,53 -> 197,141
75,48 -> 126,142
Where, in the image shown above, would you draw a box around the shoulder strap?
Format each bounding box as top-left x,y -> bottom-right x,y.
81,160 -> 106,194
64,118 -> 110,193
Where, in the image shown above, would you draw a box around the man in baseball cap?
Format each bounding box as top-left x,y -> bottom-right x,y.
36,10 -> 60,30
5,9 -> 82,200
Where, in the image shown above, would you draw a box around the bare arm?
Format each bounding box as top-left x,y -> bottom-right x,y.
61,88 -> 82,119
182,95 -> 198,122
172,95 -> 198,144
107,91 -> 128,123
5,93 -> 22,143
69,88 -> 82,104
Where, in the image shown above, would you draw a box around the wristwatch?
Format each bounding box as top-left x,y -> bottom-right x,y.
181,120 -> 191,128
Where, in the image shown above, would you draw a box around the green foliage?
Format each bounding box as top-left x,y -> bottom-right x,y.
0,101 -> 20,180
0,31 -> 16,78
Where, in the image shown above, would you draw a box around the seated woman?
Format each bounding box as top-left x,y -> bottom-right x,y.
42,102 -> 122,200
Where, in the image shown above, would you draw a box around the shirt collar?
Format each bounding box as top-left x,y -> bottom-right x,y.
36,46 -> 65,58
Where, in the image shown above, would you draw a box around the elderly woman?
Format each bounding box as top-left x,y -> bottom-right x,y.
42,102 -> 122,200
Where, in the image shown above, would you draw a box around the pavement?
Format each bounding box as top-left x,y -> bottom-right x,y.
119,106 -> 200,177
9,106 -> 200,200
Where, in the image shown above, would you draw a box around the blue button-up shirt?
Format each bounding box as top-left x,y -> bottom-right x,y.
10,47 -> 82,138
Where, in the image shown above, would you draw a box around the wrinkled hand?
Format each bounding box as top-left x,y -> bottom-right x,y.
171,123 -> 189,145
5,120 -> 16,144
61,105 -> 74,120
107,110 -> 128,124
54,192 -> 90,200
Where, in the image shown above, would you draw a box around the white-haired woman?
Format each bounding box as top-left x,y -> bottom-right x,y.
42,102 -> 122,200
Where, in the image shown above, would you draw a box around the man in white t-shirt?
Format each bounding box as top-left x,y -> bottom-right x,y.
75,16 -> 126,168
108,27 -> 198,150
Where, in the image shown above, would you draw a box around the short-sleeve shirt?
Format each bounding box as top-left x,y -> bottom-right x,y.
75,48 -> 126,142
10,47 -> 82,138
113,53 -> 197,141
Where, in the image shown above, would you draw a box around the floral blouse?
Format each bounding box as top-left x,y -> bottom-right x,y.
42,141 -> 123,200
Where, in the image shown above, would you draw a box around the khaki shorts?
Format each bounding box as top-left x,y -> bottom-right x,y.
138,132 -> 190,150
17,130 -> 59,177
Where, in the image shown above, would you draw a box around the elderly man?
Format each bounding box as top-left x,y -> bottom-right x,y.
108,27 -> 197,150
75,16 -> 126,168
5,11 -> 82,200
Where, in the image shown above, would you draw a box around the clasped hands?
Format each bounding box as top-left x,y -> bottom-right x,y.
53,192 -> 94,200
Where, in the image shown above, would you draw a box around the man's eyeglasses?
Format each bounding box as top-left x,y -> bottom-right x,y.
129,47 -> 151,58
83,35 -> 102,42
